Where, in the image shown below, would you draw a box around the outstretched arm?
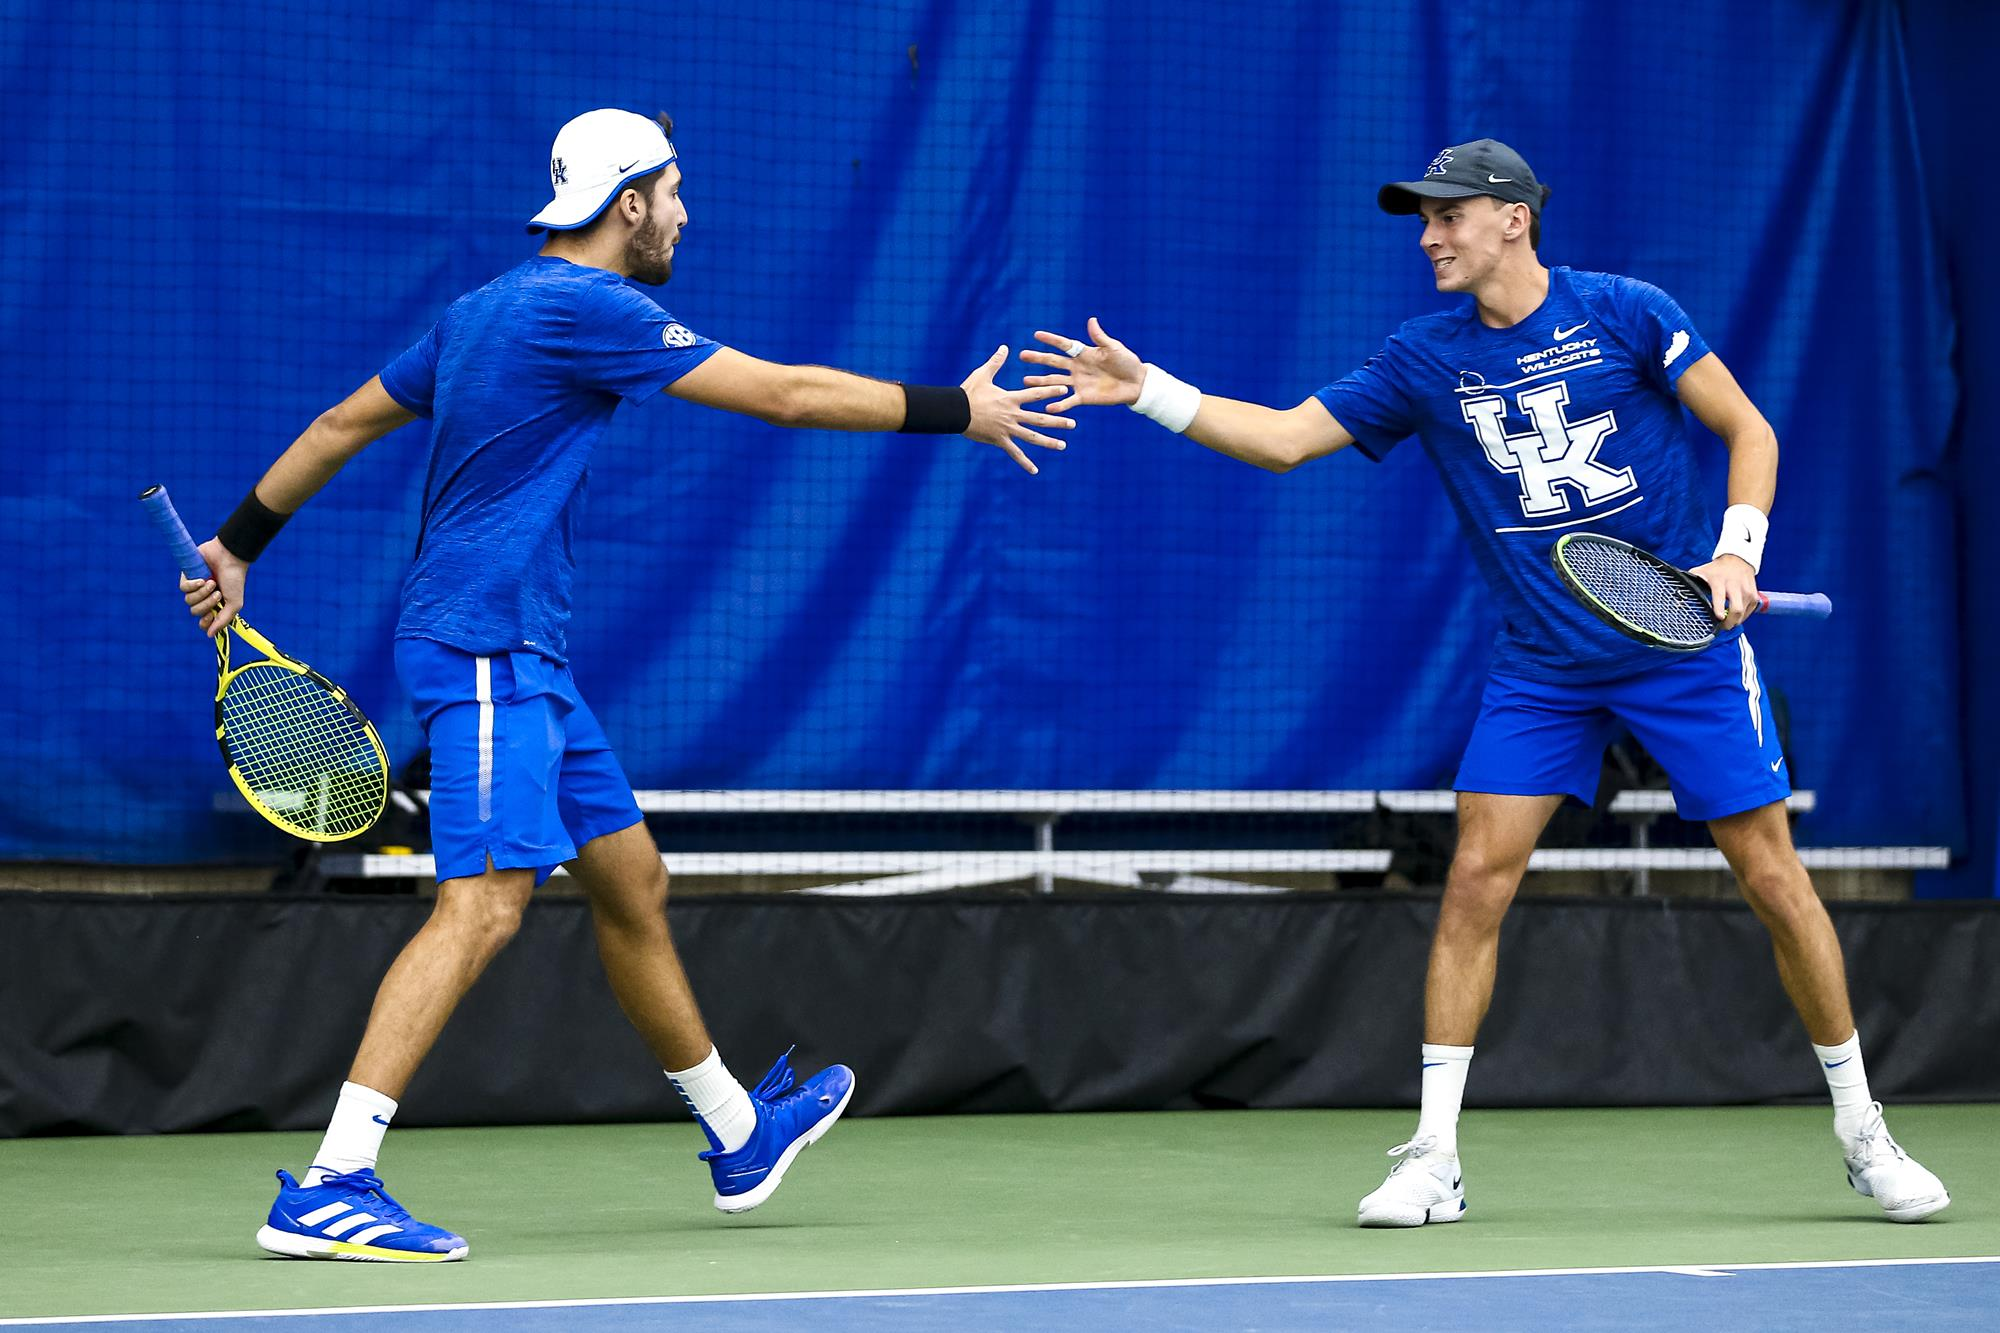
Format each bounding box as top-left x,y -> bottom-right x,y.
184,376 -> 416,635
1019,318 -> 1354,473
1677,352 -> 1777,630
253,376 -> 419,512
665,344 -> 1072,474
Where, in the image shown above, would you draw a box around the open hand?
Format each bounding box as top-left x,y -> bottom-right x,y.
1020,317 -> 1146,412
960,345 -> 1073,474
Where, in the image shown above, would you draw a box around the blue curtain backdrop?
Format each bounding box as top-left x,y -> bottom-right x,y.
0,0 -> 1982,881
1904,0 -> 1998,899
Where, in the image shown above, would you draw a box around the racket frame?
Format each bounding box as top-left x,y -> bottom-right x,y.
1549,531 -> 1725,652
140,485 -> 389,841
211,620 -> 390,840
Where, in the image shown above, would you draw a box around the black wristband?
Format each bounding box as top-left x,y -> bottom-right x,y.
898,384 -> 972,434
215,488 -> 291,563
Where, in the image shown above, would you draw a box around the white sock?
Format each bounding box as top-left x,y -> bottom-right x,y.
1811,1030 -> 1875,1142
300,1081 -> 398,1186
1414,1043 -> 1474,1157
667,1046 -> 756,1154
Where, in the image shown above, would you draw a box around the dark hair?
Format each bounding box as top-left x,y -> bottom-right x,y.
1492,193 -> 1544,251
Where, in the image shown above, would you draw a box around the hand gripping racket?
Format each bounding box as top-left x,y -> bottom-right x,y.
1551,531 -> 1832,652
140,485 -> 388,841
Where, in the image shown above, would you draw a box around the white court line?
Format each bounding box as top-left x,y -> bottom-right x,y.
4,1255 -> 1997,1325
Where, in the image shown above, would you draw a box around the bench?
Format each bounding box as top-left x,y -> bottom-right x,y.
312,788 -> 1950,896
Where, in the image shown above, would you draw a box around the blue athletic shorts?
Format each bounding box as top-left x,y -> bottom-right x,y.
394,637 -> 644,884
1455,635 -> 1790,821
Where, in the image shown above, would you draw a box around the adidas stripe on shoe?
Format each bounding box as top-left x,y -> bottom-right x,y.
256,1168 -> 468,1262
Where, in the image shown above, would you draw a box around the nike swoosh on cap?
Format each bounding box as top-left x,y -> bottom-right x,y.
616,159 -> 642,173
1488,174 -> 1514,183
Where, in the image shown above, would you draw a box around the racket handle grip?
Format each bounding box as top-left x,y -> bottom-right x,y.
1758,591 -> 1833,619
138,485 -> 213,582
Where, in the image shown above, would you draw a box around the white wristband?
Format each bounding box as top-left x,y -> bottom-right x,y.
1712,503 -> 1769,574
1129,363 -> 1202,434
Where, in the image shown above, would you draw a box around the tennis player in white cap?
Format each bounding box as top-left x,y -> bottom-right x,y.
180,108 -> 1071,1262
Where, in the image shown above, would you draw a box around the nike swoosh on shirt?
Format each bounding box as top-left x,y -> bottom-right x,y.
1771,758 -> 1785,772
1554,322 -> 1589,340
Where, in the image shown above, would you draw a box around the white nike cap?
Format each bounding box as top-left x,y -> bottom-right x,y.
526,109 -> 677,233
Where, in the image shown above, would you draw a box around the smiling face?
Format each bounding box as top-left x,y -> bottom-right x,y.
1416,194 -> 1529,294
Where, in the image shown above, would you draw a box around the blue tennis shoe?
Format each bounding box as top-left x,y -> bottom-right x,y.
256,1168 -> 469,1262
703,1049 -> 855,1213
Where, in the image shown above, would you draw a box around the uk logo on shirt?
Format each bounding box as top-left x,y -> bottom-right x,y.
1460,380 -> 1634,519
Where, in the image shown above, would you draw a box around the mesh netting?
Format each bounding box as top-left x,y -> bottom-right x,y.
0,0 -> 1964,862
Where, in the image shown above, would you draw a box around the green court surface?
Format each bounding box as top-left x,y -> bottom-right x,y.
4,1106 -> 1994,1321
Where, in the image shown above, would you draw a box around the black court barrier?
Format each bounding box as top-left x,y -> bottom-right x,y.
2,893 -> 1995,1136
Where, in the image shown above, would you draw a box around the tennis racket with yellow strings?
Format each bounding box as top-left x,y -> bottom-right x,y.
140,485 -> 388,841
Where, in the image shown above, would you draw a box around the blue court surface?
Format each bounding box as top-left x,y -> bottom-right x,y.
5,1259 -> 1994,1332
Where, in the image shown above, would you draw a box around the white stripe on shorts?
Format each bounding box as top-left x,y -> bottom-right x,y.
1738,636 -> 1764,747
475,655 -> 494,822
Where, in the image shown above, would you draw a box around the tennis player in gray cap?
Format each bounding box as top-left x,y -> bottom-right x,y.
1025,137 -> 1949,1229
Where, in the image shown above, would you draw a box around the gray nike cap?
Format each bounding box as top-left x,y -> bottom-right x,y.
1378,139 -> 1551,216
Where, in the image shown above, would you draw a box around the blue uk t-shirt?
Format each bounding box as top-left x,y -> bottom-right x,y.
1316,266 -> 1728,683
378,255 -> 720,662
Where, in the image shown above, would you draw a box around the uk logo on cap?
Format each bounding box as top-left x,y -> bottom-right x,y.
1425,148 -> 1454,177
527,109 -> 676,233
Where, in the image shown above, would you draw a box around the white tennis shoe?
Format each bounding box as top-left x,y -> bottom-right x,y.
1843,1103 -> 1949,1222
1357,1134 -> 1466,1227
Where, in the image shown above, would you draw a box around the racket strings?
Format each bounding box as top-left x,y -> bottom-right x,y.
221,665 -> 385,836
1561,541 -> 1713,647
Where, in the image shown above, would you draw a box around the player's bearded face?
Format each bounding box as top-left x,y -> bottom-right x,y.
626,206 -> 676,285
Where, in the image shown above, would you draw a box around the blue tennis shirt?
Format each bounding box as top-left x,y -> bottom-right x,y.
379,255 -> 720,662
1316,266 -> 1731,682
